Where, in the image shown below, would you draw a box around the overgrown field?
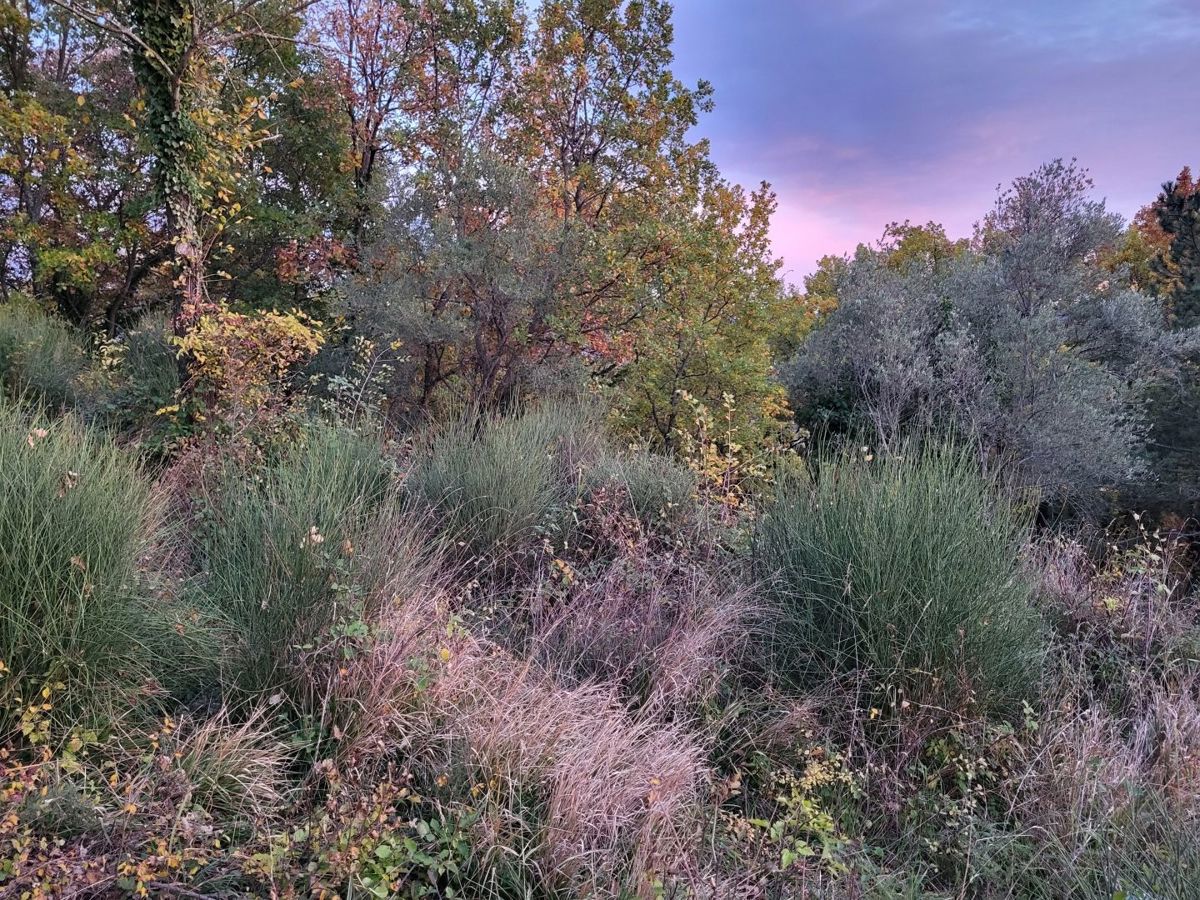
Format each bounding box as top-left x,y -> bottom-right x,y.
1,302 -> 1198,899
3,0 -> 1199,895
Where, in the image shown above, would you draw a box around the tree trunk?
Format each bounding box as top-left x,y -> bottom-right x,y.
168,190 -> 208,385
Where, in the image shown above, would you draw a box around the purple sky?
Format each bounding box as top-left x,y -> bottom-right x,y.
668,0 -> 1200,284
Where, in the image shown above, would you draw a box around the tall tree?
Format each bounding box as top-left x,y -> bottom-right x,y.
0,1 -> 170,326
44,0 -> 313,369
1151,167 -> 1200,327
612,178 -> 797,453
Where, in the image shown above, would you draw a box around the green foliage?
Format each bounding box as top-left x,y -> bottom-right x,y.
128,0 -> 205,212
784,160 -> 1175,517
2,1 -> 1198,894
87,313 -> 181,445
408,403 -> 599,565
609,179 -> 798,454
756,444 -> 1046,716
1131,166 -> 1200,521
352,151 -> 581,415
196,422 -> 390,697
357,809 -> 478,899
0,399 -> 208,734
1151,166 -> 1200,327
0,299 -> 87,407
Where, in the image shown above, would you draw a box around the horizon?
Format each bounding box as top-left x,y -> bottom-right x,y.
669,0 -> 1200,283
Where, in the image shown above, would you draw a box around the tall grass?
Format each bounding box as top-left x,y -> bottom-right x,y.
756,444 -> 1046,716
584,448 -> 698,533
196,422 -> 392,697
0,300 -> 87,408
407,403 -> 600,565
0,399 -> 208,734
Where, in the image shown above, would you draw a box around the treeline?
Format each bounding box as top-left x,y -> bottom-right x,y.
4,2 -> 1198,524
1,0 -> 798,451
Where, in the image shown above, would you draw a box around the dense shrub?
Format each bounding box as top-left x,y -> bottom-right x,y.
0,300 -> 88,408
756,444 -> 1046,716
783,161 -> 1176,517
196,422 -> 392,697
407,403 -> 600,565
0,400 -> 209,734
95,314 -> 180,436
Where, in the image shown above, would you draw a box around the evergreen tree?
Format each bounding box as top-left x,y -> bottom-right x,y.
1153,167 -> 1200,327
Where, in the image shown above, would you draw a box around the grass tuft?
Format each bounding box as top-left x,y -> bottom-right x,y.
756,443 -> 1047,716
407,402 -> 600,565
0,300 -> 87,408
0,398 -> 209,734
196,421 -> 392,698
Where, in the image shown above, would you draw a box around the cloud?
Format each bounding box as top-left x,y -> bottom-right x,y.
669,0 -> 1200,278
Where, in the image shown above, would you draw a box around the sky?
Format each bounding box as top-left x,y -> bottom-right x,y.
668,0 -> 1200,285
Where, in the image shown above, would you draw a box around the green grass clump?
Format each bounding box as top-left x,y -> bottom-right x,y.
197,422 -> 391,697
586,448 -> 697,532
0,300 -> 88,408
408,403 -> 599,563
756,444 -> 1046,715
0,399 -> 202,734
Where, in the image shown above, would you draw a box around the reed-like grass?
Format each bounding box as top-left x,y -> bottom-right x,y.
756,443 -> 1047,716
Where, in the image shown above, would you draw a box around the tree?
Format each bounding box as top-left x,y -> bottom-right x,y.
339,0 -> 765,435
1151,167 -> 1200,327
1134,167 -> 1200,521
783,160 -> 1176,517
308,0 -> 521,241
349,150 -> 577,415
0,2 -> 168,327
500,0 -> 713,363
44,0 -> 315,375
611,178 -> 797,453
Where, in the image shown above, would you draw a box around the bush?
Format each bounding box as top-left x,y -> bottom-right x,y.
0,300 -> 88,408
407,403 -> 600,565
95,313 -> 180,436
196,421 -> 392,698
782,161 -> 1171,518
756,444 -> 1046,716
0,399 -> 208,735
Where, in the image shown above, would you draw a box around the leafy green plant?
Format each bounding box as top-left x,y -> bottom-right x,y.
756,444 -> 1046,716
93,314 -> 180,439
359,808 -> 478,899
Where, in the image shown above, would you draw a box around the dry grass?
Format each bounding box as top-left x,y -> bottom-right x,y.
304,517 -> 715,896
1032,533 -> 1200,666
523,551 -> 756,718
172,705 -> 293,822
430,647 -> 708,895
